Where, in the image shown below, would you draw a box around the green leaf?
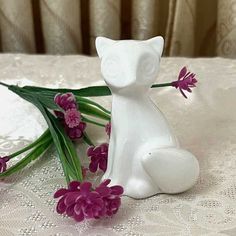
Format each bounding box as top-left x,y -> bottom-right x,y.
23,85 -> 112,97
10,129 -> 51,158
22,82 -> 173,97
34,101 -> 81,183
81,115 -> 106,127
2,81 -> 174,99
0,138 -> 52,178
79,102 -> 110,121
47,111 -> 83,181
76,96 -> 111,114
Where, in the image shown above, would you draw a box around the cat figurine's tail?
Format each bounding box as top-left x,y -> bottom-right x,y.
141,147 -> 199,194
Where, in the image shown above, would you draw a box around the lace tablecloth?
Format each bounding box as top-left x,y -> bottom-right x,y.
0,55 -> 235,236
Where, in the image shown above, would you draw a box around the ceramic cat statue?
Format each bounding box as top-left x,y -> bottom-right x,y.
96,36 -> 200,199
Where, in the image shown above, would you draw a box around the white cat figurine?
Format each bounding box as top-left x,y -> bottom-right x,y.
96,36 -> 199,199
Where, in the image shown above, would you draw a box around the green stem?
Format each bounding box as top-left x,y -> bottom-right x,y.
9,129 -> 51,159
83,132 -> 94,146
0,81 -> 9,88
151,82 -> 172,88
82,115 -> 106,127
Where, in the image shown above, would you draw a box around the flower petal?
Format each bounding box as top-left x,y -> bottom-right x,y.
64,192 -> 80,206
54,188 -> 68,198
87,146 -> 95,157
95,185 -> 111,197
66,204 -> 75,217
68,181 -> 80,191
78,122 -> 86,131
100,179 -> 111,187
89,161 -> 99,173
73,211 -> 84,222
178,66 -> 187,80
99,158 -> 107,172
80,182 -> 92,194
56,198 -> 67,214
110,186 -> 124,195
180,89 -> 188,99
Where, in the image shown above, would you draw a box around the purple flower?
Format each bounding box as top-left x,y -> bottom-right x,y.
54,92 -> 86,140
65,121 -> 86,140
95,179 -> 124,216
64,108 -> 81,128
54,110 -> 64,119
171,66 -> 197,98
54,181 -> 104,222
0,156 -> 10,173
87,143 -> 108,173
105,122 -> 111,137
54,93 -> 77,111
54,179 -> 124,222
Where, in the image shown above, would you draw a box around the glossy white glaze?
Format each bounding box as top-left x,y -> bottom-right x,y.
96,36 -> 199,199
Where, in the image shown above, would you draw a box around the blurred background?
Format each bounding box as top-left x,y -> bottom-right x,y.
0,0 -> 235,57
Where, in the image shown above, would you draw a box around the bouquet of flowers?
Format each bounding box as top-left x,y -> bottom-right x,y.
0,66 -> 197,222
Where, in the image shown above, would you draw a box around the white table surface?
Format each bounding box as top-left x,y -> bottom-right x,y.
0,54 -> 236,236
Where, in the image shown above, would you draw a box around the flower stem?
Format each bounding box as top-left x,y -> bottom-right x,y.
151,82 -> 172,88
83,132 -> 94,146
0,81 -> 9,88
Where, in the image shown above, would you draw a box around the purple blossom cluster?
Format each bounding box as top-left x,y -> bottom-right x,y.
54,179 -> 123,222
105,122 -> 111,137
87,143 -> 108,173
171,66 -> 198,98
0,156 -> 9,173
54,93 -> 86,139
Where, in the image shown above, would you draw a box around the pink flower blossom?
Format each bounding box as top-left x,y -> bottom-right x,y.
65,121 -> 86,140
87,143 -> 108,173
171,66 -> 197,98
54,93 -> 77,111
0,156 -> 10,173
95,179 -> 123,216
54,181 -> 104,221
54,93 -> 86,140
54,110 -> 64,119
54,179 -> 123,222
105,122 -> 111,137
64,108 -> 81,128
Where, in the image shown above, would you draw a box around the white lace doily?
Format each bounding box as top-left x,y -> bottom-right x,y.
0,55 -> 236,236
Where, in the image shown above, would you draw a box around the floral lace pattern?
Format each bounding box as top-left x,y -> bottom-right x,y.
0,54 -> 236,235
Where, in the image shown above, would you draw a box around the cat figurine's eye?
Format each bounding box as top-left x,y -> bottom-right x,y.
101,55 -> 120,79
139,56 -> 158,77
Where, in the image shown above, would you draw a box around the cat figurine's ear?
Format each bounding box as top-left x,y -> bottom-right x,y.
96,37 -> 116,58
146,36 -> 164,56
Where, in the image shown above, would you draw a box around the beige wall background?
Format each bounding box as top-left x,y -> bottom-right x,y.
0,0 -> 235,57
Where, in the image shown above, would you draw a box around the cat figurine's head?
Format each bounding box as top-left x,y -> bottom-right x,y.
96,36 -> 164,94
